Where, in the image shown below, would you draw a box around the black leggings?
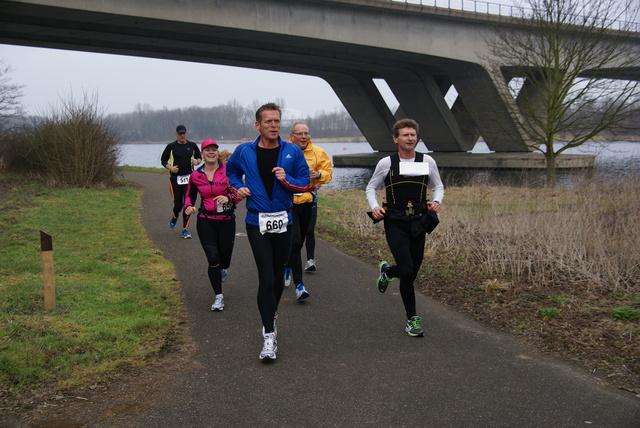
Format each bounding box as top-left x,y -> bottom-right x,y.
287,202 -> 314,285
383,219 -> 426,319
169,177 -> 191,229
246,224 -> 293,333
305,202 -> 317,260
196,216 -> 236,295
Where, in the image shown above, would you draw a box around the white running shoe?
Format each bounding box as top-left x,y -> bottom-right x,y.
304,259 -> 317,272
221,269 -> 228,283
296,283 -> 309,300
284,268 -> 292,287
259,332 -> 277,360
211,294 -> 224,311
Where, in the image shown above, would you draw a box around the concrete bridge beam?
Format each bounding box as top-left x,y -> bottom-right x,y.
446,63 -> 532,152
320,72 -> 396,151
383,69 -> 469,151
432,75 -> 482,150
449,96 -> 482,149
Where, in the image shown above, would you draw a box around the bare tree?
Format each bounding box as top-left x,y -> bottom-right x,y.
0,60 -> 25,127
485,0 -> 640,187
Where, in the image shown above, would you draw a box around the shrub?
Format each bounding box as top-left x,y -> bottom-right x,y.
0,128 -> 24,172
18,92 -> 120,187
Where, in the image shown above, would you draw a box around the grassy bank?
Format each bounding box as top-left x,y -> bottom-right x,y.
0,171 -> 180,397
315,177 -> 640,394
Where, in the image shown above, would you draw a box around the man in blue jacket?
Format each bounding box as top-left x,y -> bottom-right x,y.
226,102 -> 310,361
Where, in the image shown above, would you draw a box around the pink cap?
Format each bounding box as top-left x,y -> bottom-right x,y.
201,139 -> 219,150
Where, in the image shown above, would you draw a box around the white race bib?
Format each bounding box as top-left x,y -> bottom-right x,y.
177,174 -> 190,185
399,162 -> 429,176
258,211 -> 288,235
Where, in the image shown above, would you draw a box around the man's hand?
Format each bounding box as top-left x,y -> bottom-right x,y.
237,187 -> 251,198
272,167 -> 286,181
372,205 -> 386,220
191,158 -> 201,166
427,201 -> 441,213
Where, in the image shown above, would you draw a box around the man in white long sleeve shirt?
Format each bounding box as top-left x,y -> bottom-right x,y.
365,118 -> 444,337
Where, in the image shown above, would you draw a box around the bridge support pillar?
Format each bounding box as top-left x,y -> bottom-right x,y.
321,73 -> 396,151
384,69 -> 476,151
445,63 -> 531,152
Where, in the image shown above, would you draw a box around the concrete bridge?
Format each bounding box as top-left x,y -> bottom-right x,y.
1,0 -> 637,168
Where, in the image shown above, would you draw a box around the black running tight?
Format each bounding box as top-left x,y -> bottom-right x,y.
288,202 -> 314,285
383,219 -> 426,319
169,177 -> 191,229
196,216 -> 236,295
246,224 -> 293,333
305,202 -> 317,260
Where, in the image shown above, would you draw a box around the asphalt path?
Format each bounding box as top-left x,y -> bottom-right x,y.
112,171 -> 639,427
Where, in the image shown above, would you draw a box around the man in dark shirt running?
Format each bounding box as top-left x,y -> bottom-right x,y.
160,124 -> 202,239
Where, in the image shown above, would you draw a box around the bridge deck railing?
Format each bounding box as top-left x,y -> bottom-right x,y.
390,0 -> 640,32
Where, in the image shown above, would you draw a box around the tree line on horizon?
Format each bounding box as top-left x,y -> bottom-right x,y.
108,100 -> 364,143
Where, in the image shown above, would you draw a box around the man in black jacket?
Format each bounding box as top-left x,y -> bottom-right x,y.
160,124 -> 201,239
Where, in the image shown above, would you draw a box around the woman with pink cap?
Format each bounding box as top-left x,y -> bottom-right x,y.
184,139 -> 241,311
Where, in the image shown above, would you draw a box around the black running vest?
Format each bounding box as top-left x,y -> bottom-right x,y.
383,152 -> 430,206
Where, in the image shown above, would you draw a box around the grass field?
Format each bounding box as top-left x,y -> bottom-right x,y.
0,171 -> 180,396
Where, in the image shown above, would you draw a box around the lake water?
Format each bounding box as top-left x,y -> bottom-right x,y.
118,141 -> 640,190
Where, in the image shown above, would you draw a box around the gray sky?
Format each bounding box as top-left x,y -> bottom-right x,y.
1,44 -> 398,118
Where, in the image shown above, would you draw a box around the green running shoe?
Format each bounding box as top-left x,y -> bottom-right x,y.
405,316 -> 424,337
376,261 -> 393,293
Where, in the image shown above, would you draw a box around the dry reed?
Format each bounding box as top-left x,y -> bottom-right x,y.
320,175 -> 640,293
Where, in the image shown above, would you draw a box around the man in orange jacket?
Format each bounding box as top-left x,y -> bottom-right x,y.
284,121 -> 333,300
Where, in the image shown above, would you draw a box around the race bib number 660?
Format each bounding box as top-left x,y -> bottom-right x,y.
258,211 -> 288,235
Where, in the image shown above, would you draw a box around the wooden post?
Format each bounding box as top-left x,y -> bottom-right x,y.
40,230 -> 55,310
